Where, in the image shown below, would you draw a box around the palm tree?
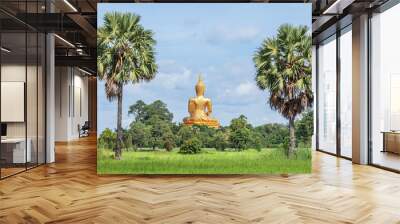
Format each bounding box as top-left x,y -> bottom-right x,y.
97,12 -> 157,160
253,24 -> 313,155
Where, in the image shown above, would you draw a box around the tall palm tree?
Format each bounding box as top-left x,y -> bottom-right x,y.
253,24 -> 312,155
97,12 -> 157,160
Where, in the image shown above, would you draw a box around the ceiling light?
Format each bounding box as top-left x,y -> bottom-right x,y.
63,0 -> 78,12
54,34 -> 75,48
1,47 -> 11,53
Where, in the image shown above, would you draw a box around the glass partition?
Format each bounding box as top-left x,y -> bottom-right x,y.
38,32 -> 45,165
1,30 -> 27,177
370,3 -> 400,171
339,26 -> 352,158
317,35 -> 337,154
27,31 -> 38,169
0,1 -> 46,179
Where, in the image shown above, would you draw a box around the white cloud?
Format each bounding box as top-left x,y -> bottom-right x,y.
206,25 -> 261,44
220,81 -> 258,98
154,67 -> 192,90
235,82 -> 257,96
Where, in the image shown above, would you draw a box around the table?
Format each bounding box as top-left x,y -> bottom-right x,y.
1,138 -> 31,163
382,131 -> 400,154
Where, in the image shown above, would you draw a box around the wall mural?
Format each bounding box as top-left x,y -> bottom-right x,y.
97,3 -> 313,174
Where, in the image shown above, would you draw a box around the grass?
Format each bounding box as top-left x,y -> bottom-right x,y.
97,147 -> 311,174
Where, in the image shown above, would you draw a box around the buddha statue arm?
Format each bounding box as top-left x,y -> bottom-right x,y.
206,100 -> 212,116
188,99 -> 195,117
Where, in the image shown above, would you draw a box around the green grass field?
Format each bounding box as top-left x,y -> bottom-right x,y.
97,147 -> 311,174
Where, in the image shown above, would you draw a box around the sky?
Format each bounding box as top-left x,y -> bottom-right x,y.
97,3 -> 311,133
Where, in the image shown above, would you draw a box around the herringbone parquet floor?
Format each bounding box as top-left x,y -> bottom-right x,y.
1,135 -> 400,224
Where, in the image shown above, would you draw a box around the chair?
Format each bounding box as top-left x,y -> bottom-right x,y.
79,121 -> 90,138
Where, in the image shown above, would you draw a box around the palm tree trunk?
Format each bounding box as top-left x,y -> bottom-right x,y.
115,85 -> 123,160
288,117 -> 296,155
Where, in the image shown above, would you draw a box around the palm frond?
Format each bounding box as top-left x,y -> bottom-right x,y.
97,12 -> 158,101
253,24 -> 313,120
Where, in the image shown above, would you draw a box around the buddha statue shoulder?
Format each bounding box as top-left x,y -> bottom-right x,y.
183,75 -> 220,128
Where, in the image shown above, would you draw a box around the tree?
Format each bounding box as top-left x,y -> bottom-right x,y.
122,129 -> 133,150
230,128 -> 251,151
179,137 -> 202,154
250,130 -> 263,151
128,100 -> 173,124
149,118 -> 173,150
254,123 -> 289,148
176,125 -> 195,146
162,131 -> 175,152
295,109 -> 313,147
254,24 -> 313,155
128,100 -> 147,122
98,128 -> 116,149
229,115 -> 252,151
129,121 -> 151,149
194,125 -> 216,148
97,12 -> 157,160
213,130 -> 230,151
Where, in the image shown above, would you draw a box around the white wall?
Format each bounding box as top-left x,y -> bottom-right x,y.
55,67 -> 89,141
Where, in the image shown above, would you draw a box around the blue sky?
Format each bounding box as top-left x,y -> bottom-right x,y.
97,3 -> 311,133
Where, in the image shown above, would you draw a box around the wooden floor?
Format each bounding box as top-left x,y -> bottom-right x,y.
1,136 -> 400,224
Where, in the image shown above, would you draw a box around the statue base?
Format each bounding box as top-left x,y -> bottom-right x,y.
183,118 -> 220,129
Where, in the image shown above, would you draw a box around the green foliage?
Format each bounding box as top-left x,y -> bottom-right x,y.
281,136 -> 290,157
193,125 -> 217,148
295,110 -> 313,147
254,24 -> 313,154
97,13 -> 158,88
162,131 -> 175,152
128,100 -> 173,124
213,130 -> 230,151
149,118 -> 174,150
250,131 -> 263,151
129,121 -> 151,148
108,99 -> 313,153
176,125 -> 195,145
98,128 -> 116,149
122,129 -> 133,150
255,123 -> 289,148
230,128 -> 252,151
229,115 -> 252,151
229,115 -> 252,130
179,138 -> 202,154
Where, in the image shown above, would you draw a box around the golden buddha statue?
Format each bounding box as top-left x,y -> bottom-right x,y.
183,75 -> 220,128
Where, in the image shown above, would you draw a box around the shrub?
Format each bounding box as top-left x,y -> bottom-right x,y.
179,138 -> 202,154
281,136 -> 290,157
213,131 -> 229,151
229,128 -> 251,151
164,141 -> 174,152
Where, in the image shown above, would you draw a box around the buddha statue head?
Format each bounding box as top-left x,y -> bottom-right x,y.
195,75 -> 205,96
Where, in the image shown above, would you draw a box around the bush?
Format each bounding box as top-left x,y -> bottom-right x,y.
164,141 -> 174,152
98,128 -> 116,149
281,136 -> 290,157
213,131 -> 229,151
179,138 -> 202,154
229,128 -> 251,151
162,131 -> 175,152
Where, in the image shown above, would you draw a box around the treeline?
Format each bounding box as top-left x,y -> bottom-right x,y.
98,100 -> 313,153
